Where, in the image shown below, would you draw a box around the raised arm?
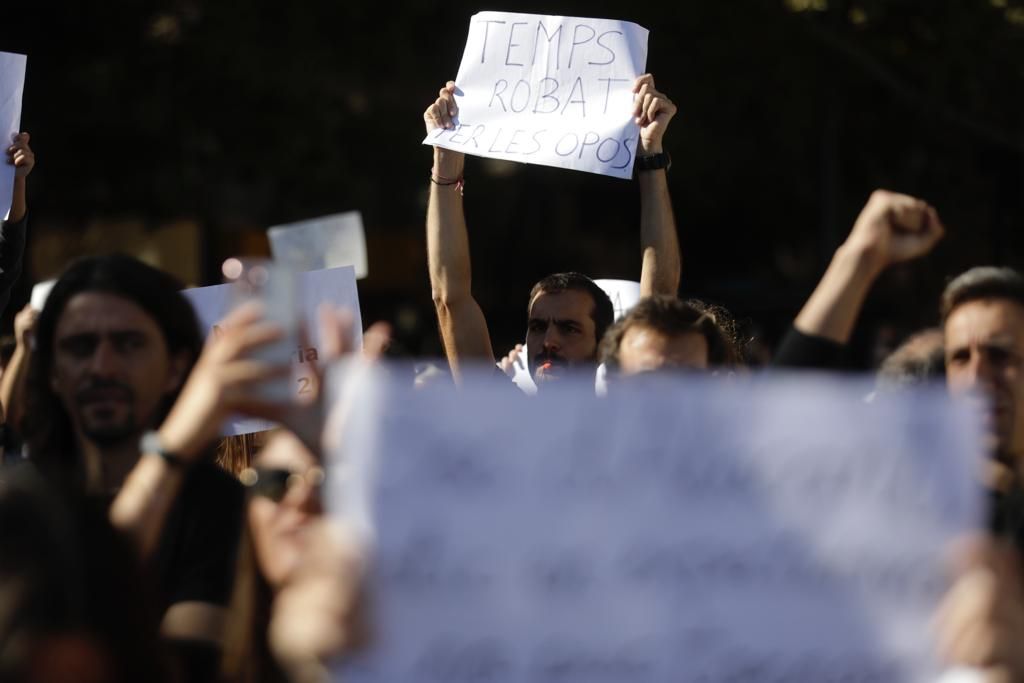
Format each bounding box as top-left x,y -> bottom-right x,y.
634,75 -> 681,297
7,132 -> 32,223
793,190 -> 943,345
0,133 -> 35,320
0,304 -> 38,430
424,81 -> 494,382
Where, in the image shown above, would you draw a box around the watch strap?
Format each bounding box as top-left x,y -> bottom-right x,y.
636,151 -> 672,172
139,430 -> 188,469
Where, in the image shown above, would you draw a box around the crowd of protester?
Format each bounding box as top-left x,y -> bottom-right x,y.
0,70 -> 1022,683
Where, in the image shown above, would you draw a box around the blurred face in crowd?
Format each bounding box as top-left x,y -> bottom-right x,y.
944,298 -> 1024,459
24,633 -> 115,683
246,431 -> 324,589
526,289 -> 599,383
615,325 -> 709,376
50,292 -> 186,448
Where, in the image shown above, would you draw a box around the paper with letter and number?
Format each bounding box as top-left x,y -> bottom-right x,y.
182,265 -> 362,436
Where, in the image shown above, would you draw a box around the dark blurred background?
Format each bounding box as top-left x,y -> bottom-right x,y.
3,0 -> 1023,366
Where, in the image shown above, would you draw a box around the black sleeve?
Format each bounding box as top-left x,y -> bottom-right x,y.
0,213 -> 27,319
154,463 -> 244,610
772,325 -> 848,370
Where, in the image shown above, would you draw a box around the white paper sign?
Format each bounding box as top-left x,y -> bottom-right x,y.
0,52 -> 26,221
268,211 -> 368,279
331,370 -> 984,683
424,12 -> 649,179
30,278 -> 56,312
182,265 -> 362,436
594,278 -> 641,319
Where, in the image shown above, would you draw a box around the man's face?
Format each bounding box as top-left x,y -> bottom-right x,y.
944,298 -> 1024,459
50,292 -> 186,448
616,325 -> 709,376
526,289 -> 598,383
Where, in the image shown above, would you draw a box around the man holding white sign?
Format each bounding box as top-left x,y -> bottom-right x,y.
424,14 -> 680,387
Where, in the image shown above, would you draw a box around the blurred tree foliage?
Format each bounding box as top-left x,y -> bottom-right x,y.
3,0 -> 1024,360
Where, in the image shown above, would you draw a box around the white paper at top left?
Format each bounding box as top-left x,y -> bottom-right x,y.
0,52 -> 26,221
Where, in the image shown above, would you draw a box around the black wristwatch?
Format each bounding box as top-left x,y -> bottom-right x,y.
140,430 -> 188,469
636,151 -> 672,172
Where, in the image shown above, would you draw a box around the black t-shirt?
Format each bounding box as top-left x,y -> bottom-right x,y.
772,326 -> 849,370
151,461 -> 244,612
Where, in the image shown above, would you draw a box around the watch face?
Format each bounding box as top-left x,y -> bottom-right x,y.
140,431 -> 160,454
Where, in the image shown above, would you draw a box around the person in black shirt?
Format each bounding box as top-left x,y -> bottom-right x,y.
20,255 -> 293,681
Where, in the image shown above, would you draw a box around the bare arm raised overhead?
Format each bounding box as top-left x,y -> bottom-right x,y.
424,81 -> 494,383
793,190 -> 944,346
634,75 -> 681,297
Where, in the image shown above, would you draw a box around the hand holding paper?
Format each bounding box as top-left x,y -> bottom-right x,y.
423,81 -> 459,133
5,132 -> 33,223
7,132 -> 34,179
633,75 -> 676,155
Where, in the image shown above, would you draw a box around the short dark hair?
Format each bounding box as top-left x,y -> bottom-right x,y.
941,266 -> 1024,322
528,272 -> 614,346
600,295 -> 741,370
24,255 -> 203,471
877,328 -> 945,388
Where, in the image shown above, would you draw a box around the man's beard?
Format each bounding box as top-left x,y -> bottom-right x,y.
74,380 -> 140,447
82,420 -> 139,447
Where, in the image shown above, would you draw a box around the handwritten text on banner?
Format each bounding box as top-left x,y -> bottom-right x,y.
332,371 -> 983,683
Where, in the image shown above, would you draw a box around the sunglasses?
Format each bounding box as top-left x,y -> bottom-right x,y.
240,466 -> 326,502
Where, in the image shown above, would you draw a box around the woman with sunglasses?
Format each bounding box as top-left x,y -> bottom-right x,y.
221,316 -> 388,682
220,429 -> 366,683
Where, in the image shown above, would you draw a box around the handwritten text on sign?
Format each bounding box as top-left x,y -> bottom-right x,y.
183,265 -> 362,436
424,12 -> 649,179
332,371 -> 983,683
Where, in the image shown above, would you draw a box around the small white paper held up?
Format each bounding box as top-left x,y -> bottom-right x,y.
182,265 -> 362,436
594,278 -> 641,319
424,12 -> 649,179
0,52 -> 27,221
330,370 -> 984,683
29,279 -> 56,312
268,211 -> 368,279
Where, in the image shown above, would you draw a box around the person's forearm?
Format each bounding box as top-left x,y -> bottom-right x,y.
427,148 -> 470,305
0,344 -> 29,428
793,242 -> 885,345
109,455 -> 186,558
426,148 -> 494,377
638,167 -> 680,297
8,177 -> 25,223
